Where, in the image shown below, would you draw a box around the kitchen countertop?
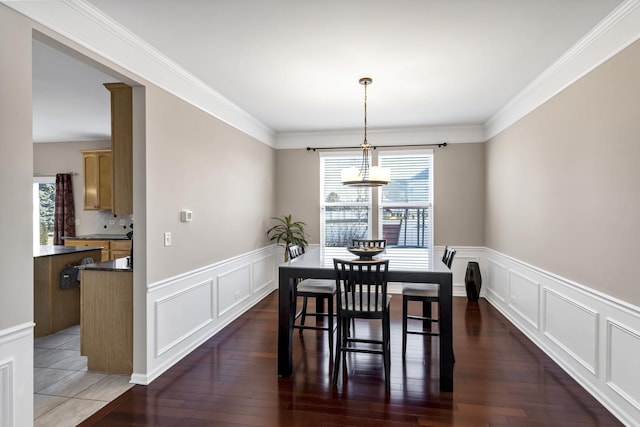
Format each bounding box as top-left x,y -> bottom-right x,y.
34,245 -> 104,258
79,257 -> 133,272
63,234 -> 130,240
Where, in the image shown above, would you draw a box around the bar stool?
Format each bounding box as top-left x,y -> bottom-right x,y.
289,245 -> 336,355
402,246 -> 456,358
333,258 -> 391,392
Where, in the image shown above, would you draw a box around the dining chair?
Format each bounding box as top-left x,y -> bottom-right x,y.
401,246 -> 456,359
332,258 -> 391,392
288,245 -> 336,356
351,239 -> 387,248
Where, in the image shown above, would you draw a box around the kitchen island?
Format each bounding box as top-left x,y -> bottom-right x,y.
34,245 -> 103,337
80,257 -> 133,374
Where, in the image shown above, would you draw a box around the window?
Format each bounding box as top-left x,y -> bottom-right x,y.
320,153 -> 371,246
378,151 -> 433,248
320,150 -> 433,248
33,177 -> 56,250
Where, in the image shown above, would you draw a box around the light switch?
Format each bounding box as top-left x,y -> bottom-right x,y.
164,232 -> 172,247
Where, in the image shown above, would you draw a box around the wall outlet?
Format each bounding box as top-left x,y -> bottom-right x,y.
109,219 -> 116,225
164,232 -> 172,247
119,219 -> 126,225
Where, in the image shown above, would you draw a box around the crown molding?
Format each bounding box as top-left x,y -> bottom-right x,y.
485,0 -> 640,140
4,0 -> 276,146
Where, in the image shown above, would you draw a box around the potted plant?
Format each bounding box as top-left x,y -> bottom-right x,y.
266,214 -> 308,261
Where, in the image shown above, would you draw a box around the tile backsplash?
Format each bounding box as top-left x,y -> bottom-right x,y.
96,211 -> 133,234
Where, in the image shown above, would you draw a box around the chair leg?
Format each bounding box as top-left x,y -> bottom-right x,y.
327,296 -> 334,358
402,295 -> 408,358
299,296 -> 308,332
332,317 -> 344,386
383,310 -> 391,392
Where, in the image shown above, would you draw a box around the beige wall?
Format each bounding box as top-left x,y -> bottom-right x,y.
275,149 -> 322,244
275,144 -> 485,247
485,40 -> 640,306
433,142 -> 485,246
33,140 -> 111,236
0,5 -> 33,330
144,85 -> 276,283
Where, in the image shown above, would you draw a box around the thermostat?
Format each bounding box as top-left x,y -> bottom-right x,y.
180,210 -> 193,222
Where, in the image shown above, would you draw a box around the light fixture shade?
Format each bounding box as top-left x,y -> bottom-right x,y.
341,165 -> 390,187
341,77 -> 390,187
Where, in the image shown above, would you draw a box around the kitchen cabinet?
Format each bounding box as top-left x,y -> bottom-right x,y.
104,82 -> 133,215
110,240 -> 132,260
81,149 -> 112,210
65,238 -> 130,262
80,83 -> 133,214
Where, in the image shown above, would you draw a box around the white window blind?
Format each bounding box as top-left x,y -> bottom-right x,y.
320,154 -> 372,246
378,151 -> 433,248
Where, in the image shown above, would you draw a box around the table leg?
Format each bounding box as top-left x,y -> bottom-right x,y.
422,300 -> 432,331
278,268 -> 295,377
439,272 -> 454,392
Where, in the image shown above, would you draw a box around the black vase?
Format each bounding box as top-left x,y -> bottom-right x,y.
464,261 -> 482,302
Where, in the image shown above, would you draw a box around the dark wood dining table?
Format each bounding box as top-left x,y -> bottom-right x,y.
277,246 -> 454,392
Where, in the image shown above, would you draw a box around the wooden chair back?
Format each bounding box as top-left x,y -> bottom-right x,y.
288,244 -> 305,260
333,259 -> 389,319
351,239 -> 387,248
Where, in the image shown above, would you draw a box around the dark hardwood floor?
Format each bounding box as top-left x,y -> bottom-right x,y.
81,291 -> 622,426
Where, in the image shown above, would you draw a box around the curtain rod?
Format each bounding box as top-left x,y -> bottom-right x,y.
306,142 -> 447,152
33,172 -> 78,177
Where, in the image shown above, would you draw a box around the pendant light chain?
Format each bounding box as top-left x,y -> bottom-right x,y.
363,80 -> 368,145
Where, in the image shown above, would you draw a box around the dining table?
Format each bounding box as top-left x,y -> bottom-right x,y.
277,246 -> 454,392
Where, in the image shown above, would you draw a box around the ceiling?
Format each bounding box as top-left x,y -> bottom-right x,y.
31,0 -> 624,144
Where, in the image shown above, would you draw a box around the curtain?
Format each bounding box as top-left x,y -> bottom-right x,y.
54,173 -> 76,245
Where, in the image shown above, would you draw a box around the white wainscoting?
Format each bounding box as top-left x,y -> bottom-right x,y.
484,248 -> 640,427
133,246 -> 277,385
0,322 -> 33,427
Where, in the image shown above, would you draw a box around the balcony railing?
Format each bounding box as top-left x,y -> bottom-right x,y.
323,206 -> 430,248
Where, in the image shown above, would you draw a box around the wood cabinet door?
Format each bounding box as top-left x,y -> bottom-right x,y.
98,152 -> 112,210
82,150 -> 112,211
83,154 -> 99,210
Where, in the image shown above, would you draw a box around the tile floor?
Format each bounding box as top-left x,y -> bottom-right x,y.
34,325 -> 133,426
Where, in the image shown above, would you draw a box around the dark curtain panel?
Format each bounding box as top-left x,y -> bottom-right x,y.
54,173 -> 76,245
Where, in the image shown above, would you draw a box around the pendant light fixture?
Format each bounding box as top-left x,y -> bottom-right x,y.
341,77 -> 390,187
